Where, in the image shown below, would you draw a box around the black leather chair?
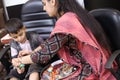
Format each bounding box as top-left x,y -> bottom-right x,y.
21,0 -> 56,40
89,8 -> 120,80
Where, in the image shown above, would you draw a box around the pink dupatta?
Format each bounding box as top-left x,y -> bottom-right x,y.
50,12 -> 115,80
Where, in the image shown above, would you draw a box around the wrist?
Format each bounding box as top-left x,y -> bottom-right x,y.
18,57 -> 25,69
31,51 -> 36,54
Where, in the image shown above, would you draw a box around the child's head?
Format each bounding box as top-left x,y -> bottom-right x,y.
5,18 -> 27,43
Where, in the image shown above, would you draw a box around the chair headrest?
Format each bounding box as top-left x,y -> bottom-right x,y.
89,9 -> 120,51
22,0 -> 43,14
21,0 -> 55,40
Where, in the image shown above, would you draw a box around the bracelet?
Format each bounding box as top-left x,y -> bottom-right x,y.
18,57 -> 25,69
19,63 -> 25,69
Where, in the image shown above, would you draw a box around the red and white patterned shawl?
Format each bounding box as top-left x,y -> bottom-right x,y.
50,12 -> 115,80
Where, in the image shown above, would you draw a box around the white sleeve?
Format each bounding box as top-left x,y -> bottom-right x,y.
11,47 -> 18,58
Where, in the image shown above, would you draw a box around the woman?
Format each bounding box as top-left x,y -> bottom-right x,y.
12,0 -> 116,80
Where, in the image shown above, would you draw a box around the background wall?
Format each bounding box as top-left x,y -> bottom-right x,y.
0,0 -> 2,8
3,0 -> 85,20
84,0 -> 120,11
3,0 -> 28,7
77,0 -> 85,8
0,0 -> 6,48
0,0 -> 5,29
2,0 -> 29,20
0,9 -> 5,28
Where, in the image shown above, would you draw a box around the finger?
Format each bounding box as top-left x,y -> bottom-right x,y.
12,58 -> 20,67
18,51 -> 25,57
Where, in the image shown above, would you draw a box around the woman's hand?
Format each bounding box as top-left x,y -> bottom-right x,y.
18,50 -> 32,57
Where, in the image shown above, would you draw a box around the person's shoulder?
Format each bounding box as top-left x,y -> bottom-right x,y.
10,40 -> 18,49
65,12 -> 76,16
62,12 -> 76,18
27,31 -> 38,35
10,40 -> 16,44
26,31 -> 42,40
57,12 -> 77,24
26,31 -> 39,37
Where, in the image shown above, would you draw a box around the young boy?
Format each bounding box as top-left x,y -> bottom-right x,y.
5,18 -> 43,80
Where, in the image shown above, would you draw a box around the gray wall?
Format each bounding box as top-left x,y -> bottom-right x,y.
84,0 -> 120,11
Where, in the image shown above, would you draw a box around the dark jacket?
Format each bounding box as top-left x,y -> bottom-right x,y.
10,31 -> 43,58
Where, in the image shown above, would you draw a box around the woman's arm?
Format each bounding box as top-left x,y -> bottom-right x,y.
30,33 -> 69,64
12,33 -> 69,67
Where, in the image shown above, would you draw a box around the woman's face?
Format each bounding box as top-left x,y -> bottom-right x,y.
42,0 -> 58,17
10,27 -> 27,43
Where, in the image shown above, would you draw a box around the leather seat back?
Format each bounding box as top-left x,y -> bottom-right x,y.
89,9 -> 120,51
21,0 -> 56,40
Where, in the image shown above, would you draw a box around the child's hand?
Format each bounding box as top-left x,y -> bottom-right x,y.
16,67 -> 25,74
18,50 -> 31,57
12,58 -> 20,68
12,58 -> 25,74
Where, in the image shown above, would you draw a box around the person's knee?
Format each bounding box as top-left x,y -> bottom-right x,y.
29,72 -> 39,80
10,77 -> 18,80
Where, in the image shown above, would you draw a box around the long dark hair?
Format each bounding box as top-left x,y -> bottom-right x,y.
55,0 -> 110,52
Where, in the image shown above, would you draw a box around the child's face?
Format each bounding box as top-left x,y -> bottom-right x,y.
42,0 -> 58,17
10,27 -> 27,43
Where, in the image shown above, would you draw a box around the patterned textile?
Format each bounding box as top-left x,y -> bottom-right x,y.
31,12 -> 116,80
31,34 -> 68,64
50,12 -> 115,80
31,34 -> 93,79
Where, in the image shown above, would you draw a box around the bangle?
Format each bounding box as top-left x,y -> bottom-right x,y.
18,57 -> 25,69
19,63 -> 25,69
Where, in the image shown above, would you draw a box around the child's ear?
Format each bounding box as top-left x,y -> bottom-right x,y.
23,26 -> 26,31
22,26 -> 26,32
